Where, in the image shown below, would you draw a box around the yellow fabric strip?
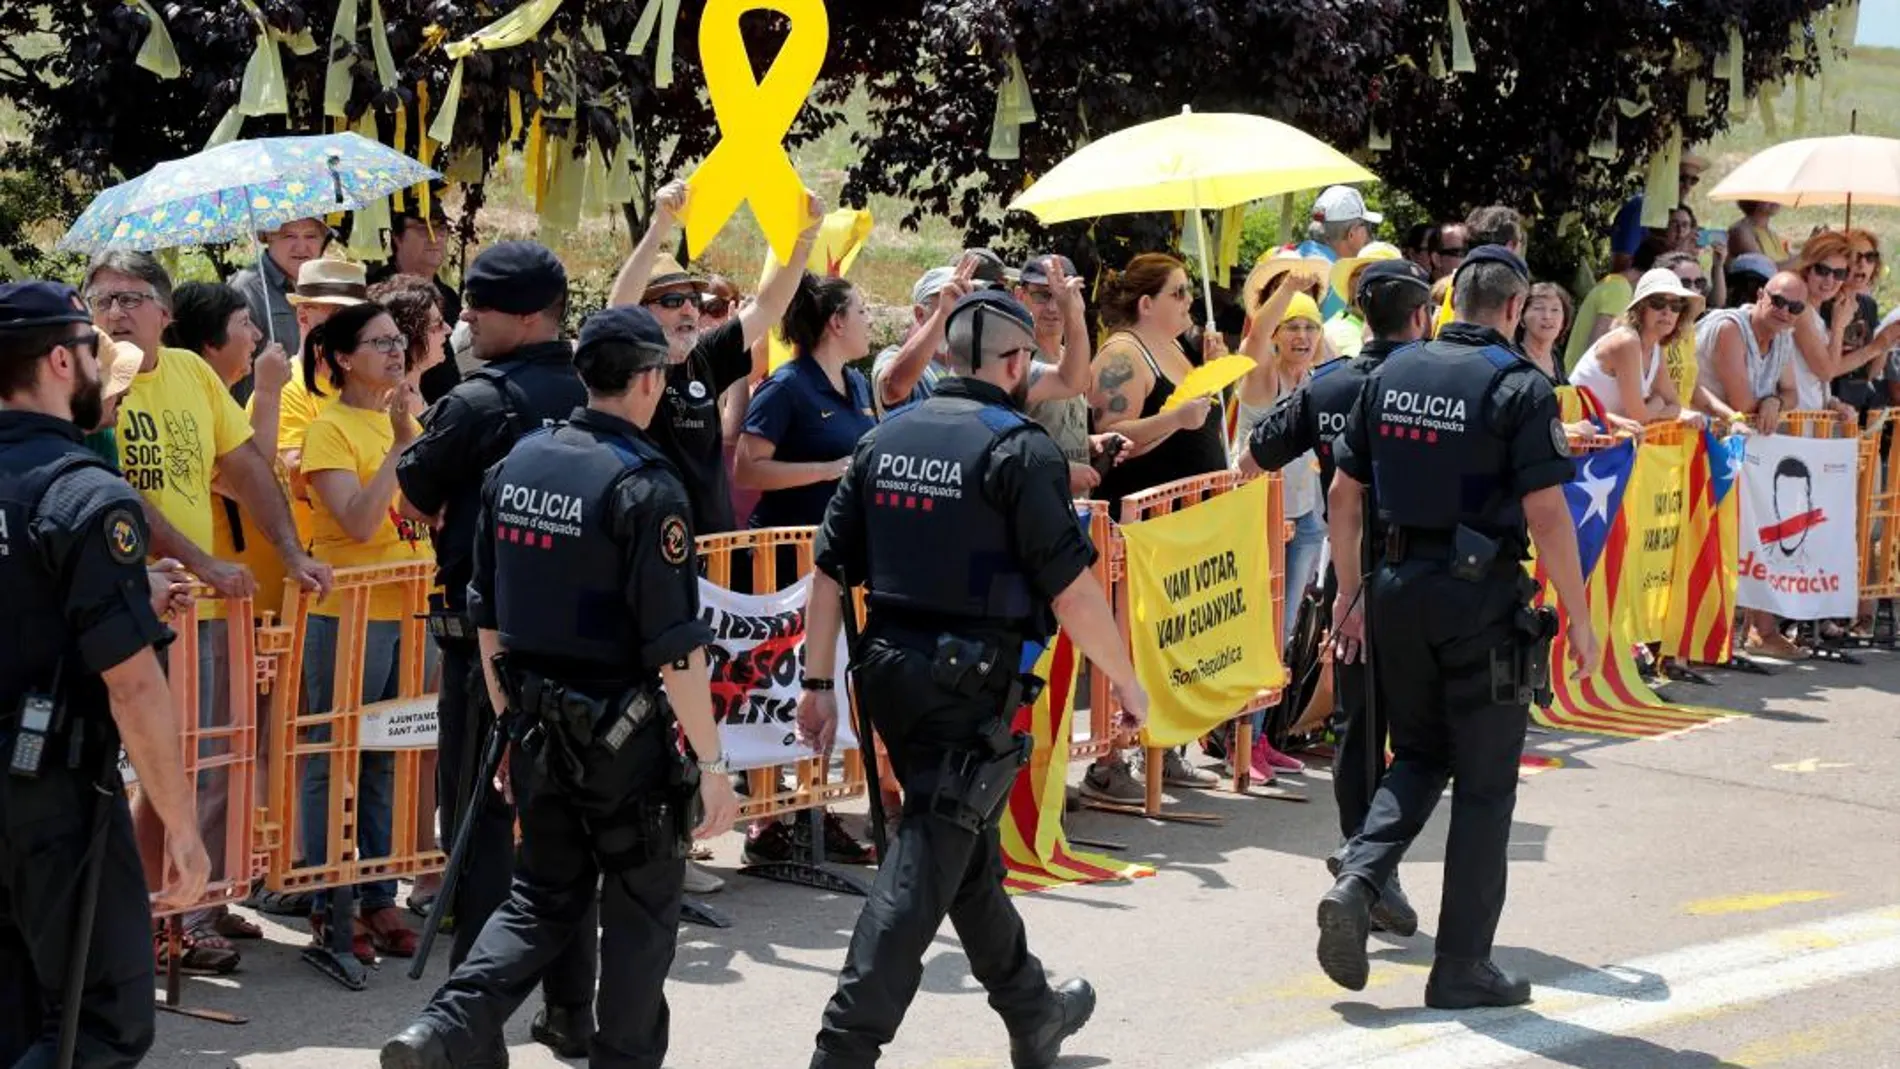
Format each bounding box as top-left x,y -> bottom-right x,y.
1727,27 -> 1747,118
128,0 -> 182,79
369,0 -> 399,89
204,105 -> 245,150
1448,0 -> 1476,73
323,0 -> 359,118
445,0 -> 563,60
428,59 -> 465,147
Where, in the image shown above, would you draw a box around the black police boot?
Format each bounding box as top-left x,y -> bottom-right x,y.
1315,875 -> 1377,991
379,1022 -> 453,1069
1424,957 -> 1533,1010
1326,851 -> 1418,937
1009,979 -> 1097,1069
531,1003 -> 595,1059
1372,873 -> 1419,937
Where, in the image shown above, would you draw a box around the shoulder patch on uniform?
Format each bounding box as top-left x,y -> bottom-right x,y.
103,505 -> 144,564
1549,417 -> 1572,457
659,513 -> 690,566
1479,344 -> 1524,371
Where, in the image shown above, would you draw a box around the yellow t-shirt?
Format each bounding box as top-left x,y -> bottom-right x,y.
277,374 -> 330,538
301,403 -> 428,620
1563,274 -> 1634,373
1663,336 -> 1697,407
119,348 -> 255,623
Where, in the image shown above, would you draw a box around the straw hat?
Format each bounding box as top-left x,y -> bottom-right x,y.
97,333 -> 142,401
286,258 -> 370,307
1243,248 -> 1331,318
1625,268 -> 1706,324
641,255 -> 709,301
1328,241 -> 1402,306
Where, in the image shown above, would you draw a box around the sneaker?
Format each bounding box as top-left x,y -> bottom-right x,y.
683,861 -> 725,894
1255,736 -> 1305,774
742,820 -> 798,865
820,812 -> 877,865
1080,759 -> 1143,805
1231,743 -> 1276,785
1155,747 -> 1219,789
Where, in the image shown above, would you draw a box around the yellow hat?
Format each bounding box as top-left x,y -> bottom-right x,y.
1329,241 -> 1403,305
1279,292 -> 1323,327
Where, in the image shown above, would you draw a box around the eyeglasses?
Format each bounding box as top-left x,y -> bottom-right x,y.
1808,263 -> 1851,281
1680,277 -> 1710,294
358,334 -> 409,355
648,292 -> 697,310
1769,293 -> 1807,315
701,295 -> 732,317
1855,250 -> 1882,264
85,290 -> 157,313
1020,286 -> 1055,305
1165,284 -> 1193,300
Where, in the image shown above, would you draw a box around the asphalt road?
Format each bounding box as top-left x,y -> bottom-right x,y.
140,648 -> 1900,1069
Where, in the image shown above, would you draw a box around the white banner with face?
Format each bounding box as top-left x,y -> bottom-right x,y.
1736,434 -> 1859,620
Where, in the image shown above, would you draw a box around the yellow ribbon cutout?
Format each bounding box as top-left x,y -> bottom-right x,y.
682,0 -> 828,266
127,0 -> 181,79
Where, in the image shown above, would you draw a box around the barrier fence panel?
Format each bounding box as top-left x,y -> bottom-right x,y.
697,527 -> 873,896
1113,470 -> 1286,816
1857,411 -> 1900,601
1074,501 -> 1118,763
260,563 -> 443,909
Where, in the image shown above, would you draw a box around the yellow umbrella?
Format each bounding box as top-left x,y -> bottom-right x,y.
1707,134 -> 1900,226
1008,107 -> 1375,320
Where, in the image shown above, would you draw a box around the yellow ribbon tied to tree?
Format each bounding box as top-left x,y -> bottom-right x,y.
431,0 -> 565,149
126,0 -> 180,79
626,0 -> 685,89
681,0 -> 828,267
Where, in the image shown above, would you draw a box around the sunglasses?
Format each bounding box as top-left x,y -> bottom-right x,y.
1679,277 -> 1709,293
1769,293 -> 1807,315
701,295 -> 732,317
1644,297 -> 1687,314
1855,250 -> 1882,264
62,329 -> 100,353
1807,263 -> 1851,282
648,292 -> 697,310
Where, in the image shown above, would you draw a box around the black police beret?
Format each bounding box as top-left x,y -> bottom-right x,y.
1355,258 -> 1433,303
0,281 -> 92,332
464,241 -> 568,316
575,305 -> 670,373
1457,244 -> 1530,282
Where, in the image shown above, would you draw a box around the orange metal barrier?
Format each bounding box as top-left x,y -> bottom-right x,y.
259,563 -> 443,903
1857,410 -> 1900,599
1110,470 -> 1286,815
1072,501 -> 1118,763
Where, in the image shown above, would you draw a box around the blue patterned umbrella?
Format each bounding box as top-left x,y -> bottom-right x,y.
57,132 -> 440,254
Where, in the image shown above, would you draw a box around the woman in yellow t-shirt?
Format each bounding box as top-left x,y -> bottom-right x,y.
296,300 -> 427,961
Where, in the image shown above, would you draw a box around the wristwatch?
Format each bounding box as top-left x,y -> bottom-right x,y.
697,754 -> 730,775
801,677 -> 836,692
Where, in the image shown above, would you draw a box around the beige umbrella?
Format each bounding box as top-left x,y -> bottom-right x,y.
1706,133 -> 1900,226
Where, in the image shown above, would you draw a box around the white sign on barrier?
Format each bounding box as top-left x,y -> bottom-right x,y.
1736,434 -> 1859,621
696,573 -> 859,772
361,696 -> 441,749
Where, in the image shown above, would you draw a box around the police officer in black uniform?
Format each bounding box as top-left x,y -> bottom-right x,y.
794,291 -> 1149,1069
394,241 -> 596,1058
1316,246 -> 1601,1007
0,282 -> 210,1067
382,305 -> 741,1069
1244,259 -> 1434,936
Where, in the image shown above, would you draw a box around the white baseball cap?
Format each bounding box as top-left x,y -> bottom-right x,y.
1313,186 -> 1383,227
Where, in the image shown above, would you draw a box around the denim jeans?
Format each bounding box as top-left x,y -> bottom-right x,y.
299,615 -> 401,917
1256,509 -> 1328,738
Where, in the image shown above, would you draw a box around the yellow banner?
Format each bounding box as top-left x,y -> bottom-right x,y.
1120,479 -> 1283,747
1619,435 -> 1692,643
764,208 -> 874,371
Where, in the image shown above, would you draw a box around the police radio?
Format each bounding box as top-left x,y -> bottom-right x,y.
9,663 -> 63,778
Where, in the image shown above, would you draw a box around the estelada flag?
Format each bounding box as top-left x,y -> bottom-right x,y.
764,208 -> 874,371
1664,430 -> 1746,664
1000,634 -> 1152,893
1532,441 -> 1728,738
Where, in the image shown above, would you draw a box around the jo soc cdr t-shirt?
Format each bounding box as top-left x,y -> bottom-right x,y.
117,347 -> 254,556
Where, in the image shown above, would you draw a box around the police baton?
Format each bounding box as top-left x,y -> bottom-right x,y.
409,707 -> 515,981
56,754 -> 118,1069
1358,486 -> 1381,812
836,573 -> 887,861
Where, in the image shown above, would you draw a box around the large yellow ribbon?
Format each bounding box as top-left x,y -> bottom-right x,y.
682,0 -> 827,265
127,0 -> 181,79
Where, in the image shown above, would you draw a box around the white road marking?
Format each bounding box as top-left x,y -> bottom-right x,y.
1202,905 -> 1900,1069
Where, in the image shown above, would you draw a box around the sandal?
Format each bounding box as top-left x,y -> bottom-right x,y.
154,923 -> 241,975
309,914 -> 377,965
244,883 -> 313,918
362,906 -> 419,958
212,907 -> 263,940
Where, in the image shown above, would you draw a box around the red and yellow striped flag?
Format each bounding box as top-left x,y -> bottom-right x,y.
1000,634 -> 1154,893
1664,430 -> 1746,665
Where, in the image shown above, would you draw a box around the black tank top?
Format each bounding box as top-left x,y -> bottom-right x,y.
1094,332 -> 1230,514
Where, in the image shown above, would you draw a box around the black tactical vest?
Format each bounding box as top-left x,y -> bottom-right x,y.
1368,340 -> 1526,537
0,430 -> 117,719
489,423 -> 664,666
860,396 -> 1037,627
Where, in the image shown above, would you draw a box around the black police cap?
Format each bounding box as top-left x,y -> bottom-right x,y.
1454,244 -> 1530,283
1354,258 -> 1433,304
0,281 -> 92,332
464,240 -> 568,316
575,305 -> 670,373
947,289 -> 1035,368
